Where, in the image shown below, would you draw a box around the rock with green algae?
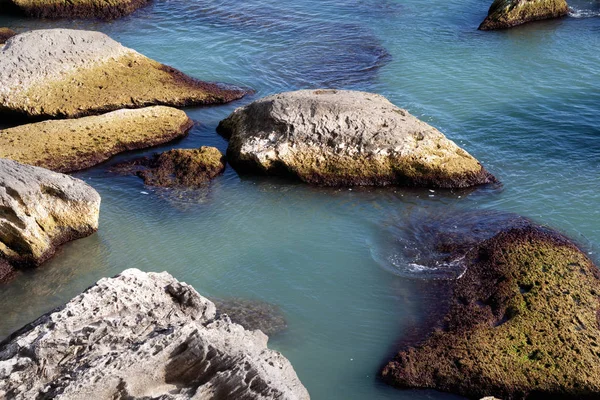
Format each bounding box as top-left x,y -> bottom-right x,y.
479,0 -> 569,30
0,29 -> 247,119
111,146 -> 226,187
9,0 -> 150,19
218,89 -> 496,188
0,28 -> 16,44
0,106 -> 193,173
381,225 -> 600,399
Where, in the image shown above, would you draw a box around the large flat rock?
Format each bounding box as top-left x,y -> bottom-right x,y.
0,268 -> 310,400
0,29 -> 246,119
218,89 -> 496,188
0,158 -> 100,281
0,106 -> 193,173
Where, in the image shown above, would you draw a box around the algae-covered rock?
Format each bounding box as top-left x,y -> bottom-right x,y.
0,28 -> 17,44
0,29 -> 247,119
381,225 -> 600,399
10,0 -> 149,19
479,0 -> 569,30
0,158 -> 100,275
0,268 -> 310,399
111,146 -> 226,187
218,89 -> 496,188
0,106 -> 192,173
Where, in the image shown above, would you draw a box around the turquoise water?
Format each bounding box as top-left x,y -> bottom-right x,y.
1,1 -> 599,399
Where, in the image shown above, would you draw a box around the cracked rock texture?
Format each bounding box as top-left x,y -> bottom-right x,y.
0,268 -> 310,400
0,106 -> 193,173
0,158 -> 100,281
479,0 -> 568,30
218,89 -> 496,188
0,29 -> 246,119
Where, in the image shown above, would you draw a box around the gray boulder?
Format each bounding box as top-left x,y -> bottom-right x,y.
0,268 -> 310,400
0,159 -> 100,281
218,89 -> 496,188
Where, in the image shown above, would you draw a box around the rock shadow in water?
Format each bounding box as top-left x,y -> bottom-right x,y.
211,297 -> 288,336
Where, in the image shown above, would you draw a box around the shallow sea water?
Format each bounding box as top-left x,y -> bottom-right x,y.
1,1 -> 599,399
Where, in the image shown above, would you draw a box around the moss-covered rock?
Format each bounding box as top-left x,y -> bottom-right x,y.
0,106 -> 192,173
479,0 -> 569,30
111,146 -> 226,187
218,89 -> 496,188
381,225 -> 600,399
0,28 -> 17,44
0,29 -> 247,119
10,0 -> 149,19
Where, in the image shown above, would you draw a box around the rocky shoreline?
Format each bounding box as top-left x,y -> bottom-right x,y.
0,2 -> 597,399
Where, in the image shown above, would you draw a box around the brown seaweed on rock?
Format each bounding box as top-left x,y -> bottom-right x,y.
381,225 -> 600,399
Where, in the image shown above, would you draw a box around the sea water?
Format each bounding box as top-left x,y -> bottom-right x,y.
0,0 -> 599,399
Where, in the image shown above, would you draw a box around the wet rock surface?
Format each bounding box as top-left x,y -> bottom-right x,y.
0,158 -> 100,275
382,224 -> 600,399
10,0 -> 150,19
218,89 -> 496,188
0,268 -> 310,399
0,29 -> 247,119
111,146 -> 226,187
479,0 -> 569,30
0,106 -> 193,173
212,297 -> 288,336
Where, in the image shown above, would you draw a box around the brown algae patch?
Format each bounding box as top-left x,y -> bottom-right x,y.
12,0 -> 150,19
112,146 -> 226,187
382,226 -> 600,399
0,106 -> 193,173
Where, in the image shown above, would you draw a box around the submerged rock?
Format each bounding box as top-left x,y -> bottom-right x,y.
0,28 -> 16,44
0,29 -> 247,119
218,89 -> 496,188
212,297 -> 288,336
479,0 -> 569,30
0,159 -> 100,277
112,146 -> 226,187
10,0 -> 149,19
0,106 -> 193,173
381,225 -> 600,399
0,268 -> 310,400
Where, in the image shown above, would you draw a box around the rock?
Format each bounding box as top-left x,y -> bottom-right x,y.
0,28 -> 17,44
218,89 -> 496,188
381,225 -> 600,399
212,297 -> 288,336
0,268 -> 310,400
0,158 -> 100,272
478,0 -> 569,30
0,106 -> 193,173
10,0 -> 149,19
111,146 -> 226,187
0,29 -> 247,119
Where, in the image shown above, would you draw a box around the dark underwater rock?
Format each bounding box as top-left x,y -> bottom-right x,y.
381,224 -> 600,399
212,297 -> 288,336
